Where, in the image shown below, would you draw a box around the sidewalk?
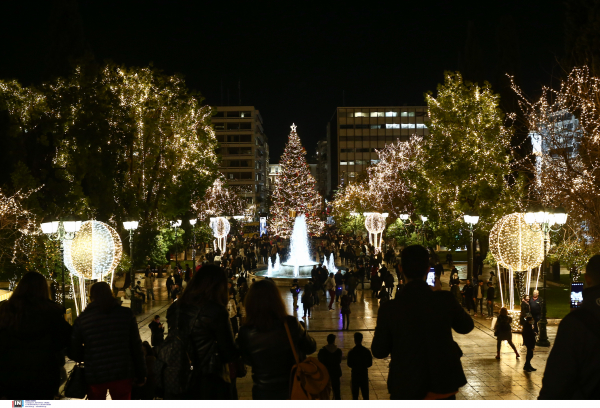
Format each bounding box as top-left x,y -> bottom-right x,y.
63,265 -> 554,400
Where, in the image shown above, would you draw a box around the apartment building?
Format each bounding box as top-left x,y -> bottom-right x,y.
213,106 -> 269,215
326,106 -> 429,190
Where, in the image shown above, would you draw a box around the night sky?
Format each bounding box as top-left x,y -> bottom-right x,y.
0,0 -> 566,160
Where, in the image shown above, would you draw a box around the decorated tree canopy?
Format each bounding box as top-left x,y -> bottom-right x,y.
269,124 -> 323,237
192,177 -> 245,220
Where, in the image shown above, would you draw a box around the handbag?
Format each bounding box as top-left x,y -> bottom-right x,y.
64,363 -> 87,399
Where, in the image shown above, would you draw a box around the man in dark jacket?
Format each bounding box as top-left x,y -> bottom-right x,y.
166,274 -> 174,298
462,280 -> 474,314
69,282 -> 146,400
486,282 -> 495,319
539,255 -> 600,399
529,289 -> 542,334
318,334 -> 342,400
347,332 -> 373,400
522,315 -> 536,372
148,315 -> 164,348
371,245 -> 474,400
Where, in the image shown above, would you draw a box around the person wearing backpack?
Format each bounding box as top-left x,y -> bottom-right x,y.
237,279 -> 317,400
163,264 -> 239,399
318,334 -> 342,400
539,255 -> 600,399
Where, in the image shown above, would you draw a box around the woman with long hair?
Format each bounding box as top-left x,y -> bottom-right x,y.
237,279 -> 316,400
69,282 -> 146,400
0,271 -> 72,399
165,264 -> 238,399
495,307 -> 520,360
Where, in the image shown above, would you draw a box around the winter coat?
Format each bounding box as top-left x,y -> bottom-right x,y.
371,280 -> 473,399
166,300 -> 238,379
324,277 -> 335,291
227,298 -> 238,319
486,287 -> 495,301
237,316 -> 316,398
347,344 -> 373,380
148,320 -> 164,347
529,296 -> 542,316
0,299 -> 72,399
522,322 -> 536,349
318,344 -> 342,378
340,294 -> 351,314
69,300 -> 146,385
495,315 -> 513,341
539,284 -> 600,399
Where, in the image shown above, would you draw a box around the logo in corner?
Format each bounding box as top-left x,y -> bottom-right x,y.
12,402 -> 24,408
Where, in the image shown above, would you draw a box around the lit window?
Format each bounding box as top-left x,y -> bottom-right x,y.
340,161 -> 348,165
371,159 -> 380,164
386,124 -> 400,129
349,172 -> 356,177
416,123 -> 427,129
385,111 -> 397,117
401,111 -> 416,117
354,112 -> 367,117
348,161 -> 355,165
370,112 -> 384,117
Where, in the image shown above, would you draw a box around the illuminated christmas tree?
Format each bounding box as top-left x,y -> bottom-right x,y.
269,124 -> 324,237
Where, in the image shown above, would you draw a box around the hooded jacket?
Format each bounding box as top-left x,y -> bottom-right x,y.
318,344 -> 342,378
539,284 -> 600,399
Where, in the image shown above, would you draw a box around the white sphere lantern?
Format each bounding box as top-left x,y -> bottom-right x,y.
211,216 -> 230,252
489,213 -> 544,311
364,212 -> 386,253
65,220 -> 123,281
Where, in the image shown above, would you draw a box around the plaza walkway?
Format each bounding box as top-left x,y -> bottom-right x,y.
63,265 -> 557,400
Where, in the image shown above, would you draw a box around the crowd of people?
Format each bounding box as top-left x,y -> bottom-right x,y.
1,234 -> 599,400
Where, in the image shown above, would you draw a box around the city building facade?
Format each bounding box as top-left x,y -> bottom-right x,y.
315,140 -> 330,199
327,106 -> 429,191
213,106 -> 269,216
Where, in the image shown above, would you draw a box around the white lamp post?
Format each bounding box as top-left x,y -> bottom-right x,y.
420,215 -> 428,244
190,219 -> 197,271
170,220 -> 182,268
525,206 -> 568,347
40,216 -> 82,307
123,221 -> 139,287
463,212 -> 480,280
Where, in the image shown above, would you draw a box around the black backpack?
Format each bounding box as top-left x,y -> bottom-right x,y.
154,304 -> 198,399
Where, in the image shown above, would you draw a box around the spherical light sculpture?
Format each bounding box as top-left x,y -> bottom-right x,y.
66,220 -> 123,280
211,217 -> 230,252
489,213 -> 544,311
489,213 -> 544,272
365,212 -> 386,253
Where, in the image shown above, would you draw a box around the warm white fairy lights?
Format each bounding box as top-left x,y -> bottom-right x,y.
269,124 -> 323,237
489,213 -> 544,310
211,217 -> 230,252
193,178 -> 245,220
365,212 -> 387,252
66,220 -> 123,281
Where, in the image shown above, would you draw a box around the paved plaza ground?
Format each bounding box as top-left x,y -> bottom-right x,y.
65,264 -> 558,400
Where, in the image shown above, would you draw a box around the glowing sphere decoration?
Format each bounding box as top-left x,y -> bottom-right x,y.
64,220 -> 123,280
212,217 -> 230,238
211,217 -> 230,252
365,212 -> 387,253
365,213 -> 386,234
489,213 -> 544,271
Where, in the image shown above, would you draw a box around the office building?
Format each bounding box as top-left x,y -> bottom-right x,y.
213,106 -> 269,216
327,106 -> 429,190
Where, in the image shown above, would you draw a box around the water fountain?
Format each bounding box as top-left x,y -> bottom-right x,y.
255,214 -> 320,278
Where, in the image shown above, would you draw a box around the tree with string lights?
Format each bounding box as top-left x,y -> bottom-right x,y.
512,66 -> 600,268
269,124 -> 323,237
413,72 -> 525,274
